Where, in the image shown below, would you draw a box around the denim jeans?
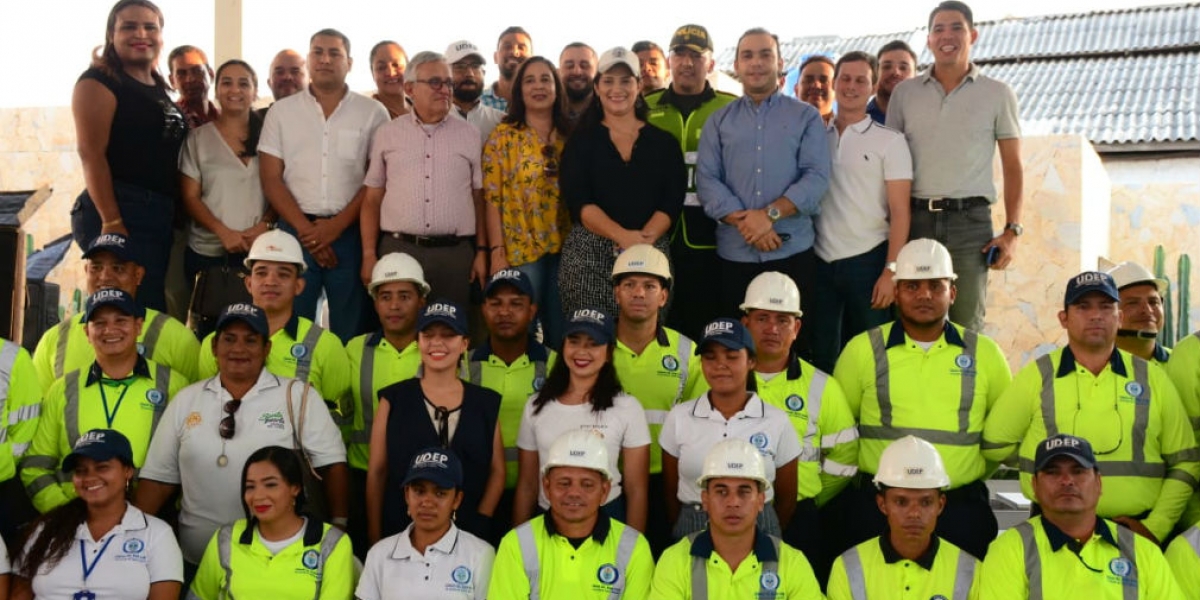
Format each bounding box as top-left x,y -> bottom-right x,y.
808,242 -> 892,373
278,221 -> 367,343
71,181 -> 176,312
515,253 -> 564,348
909,204 -> 993,331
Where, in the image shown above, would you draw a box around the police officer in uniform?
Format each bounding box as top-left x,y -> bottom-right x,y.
489,430 -> 654,599
21,288 -> 187,512
32,232 -> 200,392
651,438 -> 824,599
832,238 -> 1011,560
343,252 -> 430,553
645,24 -> 738,341
827,436 -> 980,600
610,244 -> 705,553
1104,260 -> 1171,365
463,268 -> 556,533
980,434 -> 1184,599
983,271 -> 1199,545
740,271 -> 858,577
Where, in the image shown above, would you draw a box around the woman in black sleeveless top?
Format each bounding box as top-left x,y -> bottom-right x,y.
70,0 -> 188,312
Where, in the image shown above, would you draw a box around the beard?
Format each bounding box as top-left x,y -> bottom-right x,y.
565,84 -> 592,102
454,84 -> 482,103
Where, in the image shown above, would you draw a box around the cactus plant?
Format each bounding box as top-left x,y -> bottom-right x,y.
1179,254 -> 1191,340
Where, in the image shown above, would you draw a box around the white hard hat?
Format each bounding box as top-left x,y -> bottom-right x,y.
873,435 -> 951,489
1102,260 -> 1167,295
244,229 -> 307,274
542,430 -> 611,480
612,244 -> 672,285
739,271 -> 802,316
697,439 -> 771,491
369,253 -> 430,297
894,238 -> 956,281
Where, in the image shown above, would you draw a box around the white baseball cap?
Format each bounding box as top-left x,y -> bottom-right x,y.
445,40 -> 485,65
597,46 -> 640,75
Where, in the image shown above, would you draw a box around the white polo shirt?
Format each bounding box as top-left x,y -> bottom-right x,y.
660,392 -> 802,504
453,102 -> 505,145
516,392 -> 651,509
259,86 -> 389,216
814,116 -> 913,262
356,523 -> 495,600
140,370 -> 347,563
19,504 -> 182,598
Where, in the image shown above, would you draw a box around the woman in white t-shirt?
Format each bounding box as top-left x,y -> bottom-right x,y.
513,308 -> 651,531
11,429 -> 183,600
660,318 -> 801,540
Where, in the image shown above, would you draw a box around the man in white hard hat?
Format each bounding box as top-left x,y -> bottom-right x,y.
832,238 -> 1011,561
651,438 -> 823,599
489,430 -> 654,599
1102,260 -> 1170,365
827,435 -> 980,599
341,252 -> 430,554
740,270 -> 858,582
611,243 -> 705,553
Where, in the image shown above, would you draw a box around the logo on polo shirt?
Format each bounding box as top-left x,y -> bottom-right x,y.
760,570 -> 780,591
451,565 -> 472,584
661,355 -> 679,371
123,538 -> 145,553
1125,381 -> 1143,399
597,563 -> 620,585
145,389 -> 164,407
291,343 -> 308,359
955,354 -> 974,370
785,394 -> 805,412
137,342 -> 147,356
749,432 -> 769,449
932,596 -> 949,600
1109,557 -> 1132,578
258,411 -> 285,430
302,549 -> 320,570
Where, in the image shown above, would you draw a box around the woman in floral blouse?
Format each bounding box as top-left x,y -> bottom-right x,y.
483,56 -> 573,345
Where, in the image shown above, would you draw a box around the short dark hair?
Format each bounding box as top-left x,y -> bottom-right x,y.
369,40 -> 407,65
561,41 -> 595,56
798,54 -> 835,74
167,44 -> 209,68
834,51 -> 879,85
736,27 -> 780,56
877,40 -> 918,63
498,26 -> 531,45
631,40 -> 664,57
310,28 -> 351,56
929,1 -> 974,29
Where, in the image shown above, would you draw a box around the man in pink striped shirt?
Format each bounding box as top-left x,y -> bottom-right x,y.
361,51 -> 489,311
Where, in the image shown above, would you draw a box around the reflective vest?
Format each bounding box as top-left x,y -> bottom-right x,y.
342,332 -> 420,470
515,519 -> 641,600
190,518 -> 351,600
649,527 -> 824,599
688,531 -> 780,599
0,339 -> 40,482
832,536 -> 977,600
1012,519 -> 1137,600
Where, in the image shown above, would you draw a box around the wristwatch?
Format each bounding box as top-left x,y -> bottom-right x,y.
885,261 -> 898,274
766,205 -> 782,223
1005,222 -> 1024,236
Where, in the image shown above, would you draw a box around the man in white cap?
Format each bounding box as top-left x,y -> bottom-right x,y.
1102,260 -> 1170,365
651,438 -> 823,598
446,39 -> 505,143
489,430 -> 654,599
832,238 -> 1011,561
827,435 -> 979,599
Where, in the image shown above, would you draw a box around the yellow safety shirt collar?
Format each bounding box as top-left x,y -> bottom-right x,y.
884,320 -> 966,350
468,336 -> 550,363
1041,516 -> 1118,552
615,322 -> 671,350
1055,346 -> 1127,379
85,356 -> 153,385
238,514 -> 325,546
879,529 -> 940,570
688,528 -> 779,563
658,83 -> 718,109
543,510 -> 612,544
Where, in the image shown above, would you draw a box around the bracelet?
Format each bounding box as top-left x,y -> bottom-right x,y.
102,218 -> 124,227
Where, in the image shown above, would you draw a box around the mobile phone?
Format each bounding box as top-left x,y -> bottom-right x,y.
986,245 -> 1000,266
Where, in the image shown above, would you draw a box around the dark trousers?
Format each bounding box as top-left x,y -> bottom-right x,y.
348,468 -> 370,559
666,241 -> 724,341
823,475 -> 998,561
646,473 -> 672,558
279,220 -> 369,343
720,249 -> 816,360
807,243 -> 893,373
378,235 -> 485,343
782,499 -> 827,586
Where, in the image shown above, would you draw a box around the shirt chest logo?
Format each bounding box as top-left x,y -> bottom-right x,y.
290,343 -> 309,359
259,411 -> 286,430
750,432 -> 770,450
301,549 -> 320,570
661,355 -> 679,372
597,563 -> 620,585
785,394 -> 805,412
760,570 -> 780,591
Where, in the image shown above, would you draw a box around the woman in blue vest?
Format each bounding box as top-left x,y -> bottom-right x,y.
366,300 -> 505,546
188,446 -> 355,599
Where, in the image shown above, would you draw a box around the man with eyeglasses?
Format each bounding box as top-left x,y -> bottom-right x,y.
983,271 -> 1199,545
645,24 -> 737,342
446,40 -> 504,143
979,434 -> 1184,599
362,51 -> 488,314
136,302 -> 348,572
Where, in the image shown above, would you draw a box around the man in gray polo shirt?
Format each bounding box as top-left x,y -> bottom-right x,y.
887,0 -> 1023,332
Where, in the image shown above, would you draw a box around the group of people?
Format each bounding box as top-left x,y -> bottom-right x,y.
0,0 -> 1198,598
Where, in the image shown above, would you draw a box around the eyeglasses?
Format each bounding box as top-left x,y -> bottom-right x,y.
1071,402 -> 1123,455
415,78 -> 454,91
219,399 -> 242,440
542,145 -> 559,177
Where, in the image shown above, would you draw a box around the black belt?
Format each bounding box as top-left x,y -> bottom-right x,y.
387,232 -> 473,248
303,212 -> 336,220
911,196 -> 989,212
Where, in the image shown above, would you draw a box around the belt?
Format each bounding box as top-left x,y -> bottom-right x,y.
387,232 -> 473,248
910,196 -> 989,212
302,212 -> 337,220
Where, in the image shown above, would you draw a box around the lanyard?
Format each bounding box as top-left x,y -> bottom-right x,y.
99,380 -> 132,429
79,535 -> 116,587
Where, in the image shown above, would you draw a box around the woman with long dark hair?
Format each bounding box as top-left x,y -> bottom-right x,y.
512,308 -> 650,531
557,47 -> 686,320
10,429 -> 183,600
71,0 -> 188,312
369,41 -> 409,119
188,446 -> 355,599
482,56 -> 573,344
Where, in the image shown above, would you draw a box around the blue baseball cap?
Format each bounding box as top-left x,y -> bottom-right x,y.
1034,434 -> 1097,472
402,447 -> 464,489
485,269 -> 535,298
1064,271 -> 1120,305
215,303 -> 270,338
84,288 -> 144,322
697,318 -> 756,355
83,232 -> 137,263
417,299 -> 469,336
63,429 -> 134,472
563,307 -> 614,345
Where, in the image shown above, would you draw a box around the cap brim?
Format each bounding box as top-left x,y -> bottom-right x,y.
697,338 -> 751,355
419,315 -> 468,336
401,471 -> 460,489
1035,450 -> 1095,472
63,448 -> 128,472
563,324 -> 611,345
671,43 -> 708,54
215,314 -> 269,337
